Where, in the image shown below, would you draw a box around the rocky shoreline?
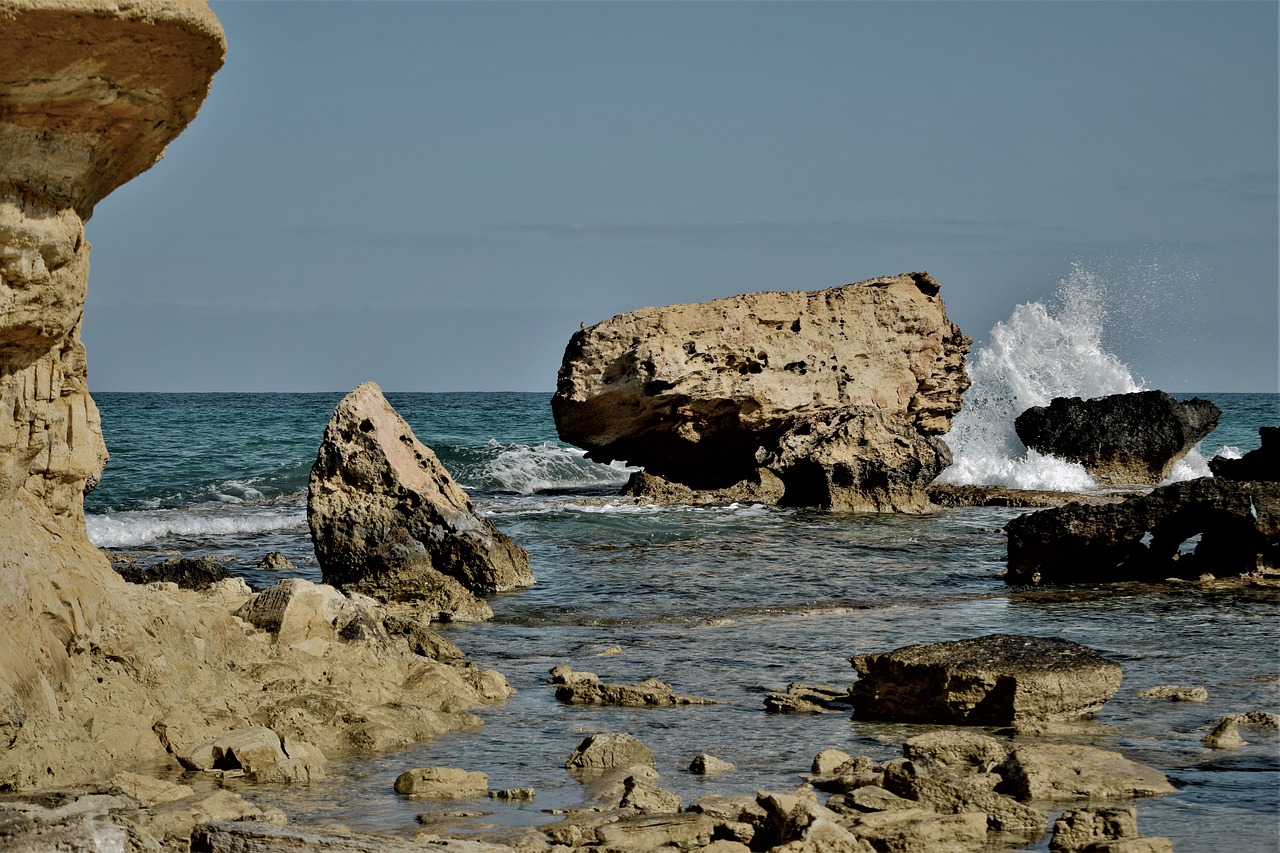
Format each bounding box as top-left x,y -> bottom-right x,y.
1,3 -> 1275,852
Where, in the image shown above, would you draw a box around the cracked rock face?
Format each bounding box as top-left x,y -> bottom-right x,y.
553,273 -> 970,511
308,382 -> 534,610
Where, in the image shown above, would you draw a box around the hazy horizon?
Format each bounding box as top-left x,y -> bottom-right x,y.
83,2 -> 1278,394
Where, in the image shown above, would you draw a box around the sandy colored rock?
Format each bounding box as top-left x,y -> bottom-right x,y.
554,272 -> 970,511
851,634 -> 1122,725
549,667 -> 719,707
1137,685 -> 1207,702
394,767 -> 490,800
997,743 -> 1176,802
689,753 -> 735,775
308,382 -> 533,608
845,807 -> 988,853
109,771 -> 194,806
902,731 -> 1010,773
565,732 -> 655,773
179,725 -> 326,783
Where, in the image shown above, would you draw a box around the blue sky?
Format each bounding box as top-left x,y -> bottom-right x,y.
83,1 -> 1277,392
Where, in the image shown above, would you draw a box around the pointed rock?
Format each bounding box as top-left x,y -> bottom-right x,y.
308,382 -> 533,610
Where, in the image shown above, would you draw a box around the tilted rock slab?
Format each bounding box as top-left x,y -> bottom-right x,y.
1014,390 -> 1220,486
308,382 -> 533,609
1006,471 -> 1280,584
850,634 -> 1122,725
553,272 -> 970,512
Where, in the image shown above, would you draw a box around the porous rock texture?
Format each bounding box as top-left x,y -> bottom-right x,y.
1014,390 -> 1220,486
308,382 -> 534,611
1006,464 -> 1280,584
0,1 -> 512,792
553,272 -> 971,512
850,634 -> 1122,725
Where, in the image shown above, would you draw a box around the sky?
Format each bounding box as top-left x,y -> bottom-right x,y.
82,1 -> 1278,393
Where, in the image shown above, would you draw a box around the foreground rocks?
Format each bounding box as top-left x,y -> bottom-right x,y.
1015,391 -> 1220,485
1006,464 -> 1280,585
553,272 -> 970,512
308,382 -> 533,615
851,634 -> 1122,725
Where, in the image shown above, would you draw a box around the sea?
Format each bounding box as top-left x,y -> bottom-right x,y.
84,273 -> 1278,852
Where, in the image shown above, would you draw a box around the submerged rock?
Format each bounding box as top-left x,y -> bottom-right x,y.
1014,390 -> 1220,485
850,634 -> 1122,725
549,666 -> 720,707
394,767 -> 489,799
553,272 -> 970,512
1006,471 -> 1280,584
308,382 -> 533,611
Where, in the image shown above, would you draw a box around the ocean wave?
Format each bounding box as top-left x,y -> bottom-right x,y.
940,263 -> 1142,490
451,440 -> 637,494
86,506 -> 306,548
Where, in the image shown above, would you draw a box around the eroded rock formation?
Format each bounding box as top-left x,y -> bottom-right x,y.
0,2 -> 513,790
553,272 -> 970,512
308,382 -> 534,613
1006,468 -> 1280,585
1014,391 -> 1220,485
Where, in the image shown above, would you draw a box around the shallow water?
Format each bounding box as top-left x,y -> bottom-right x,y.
83,387 -> 1279,851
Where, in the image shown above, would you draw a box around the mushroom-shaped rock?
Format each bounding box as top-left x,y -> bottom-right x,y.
308,382 -> 533,607
553,272 -> 970,512
851,634 -> 1122,725
1014,390 -> 1220,485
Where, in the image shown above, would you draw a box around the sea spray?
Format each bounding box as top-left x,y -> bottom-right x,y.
939,263 -> 1144,489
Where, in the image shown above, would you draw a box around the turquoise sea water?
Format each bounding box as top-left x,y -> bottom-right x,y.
84,389 -> 1279,851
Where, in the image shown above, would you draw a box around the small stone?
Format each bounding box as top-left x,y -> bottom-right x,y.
689,753 -> 735,775
565,732 -> 655,772
394,767 -> 489,799
489,787 -> 536,802
1137,685 -> 1208,702
257,551 -> 296,570
811,748 -> 854,776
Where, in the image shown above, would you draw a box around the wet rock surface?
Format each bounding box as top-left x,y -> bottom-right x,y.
850,634 -> 1122,725
1006,465 -> 1280,584
549,666 -> 720,707
1014,391 -> 1220,485
553,272 -> 970,512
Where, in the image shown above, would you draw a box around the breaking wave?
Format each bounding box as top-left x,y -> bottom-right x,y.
86,505 -> 305,549
446,440 -> 637,494
940,262 -> 1167,490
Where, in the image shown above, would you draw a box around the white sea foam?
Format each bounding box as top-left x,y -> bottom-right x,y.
940,263 -> 1144,490
468,440 -> 637,494
86,506 -> 305,548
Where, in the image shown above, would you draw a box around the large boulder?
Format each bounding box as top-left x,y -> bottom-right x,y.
1006,473 -> 1280,584
1014,391 -> 1220,485
850,634 -> 1122,725
553,272 -> 971,512
308,382 -> 533,609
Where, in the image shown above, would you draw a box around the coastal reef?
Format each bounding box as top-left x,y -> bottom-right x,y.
553,272 -> 971,512
0,0 -> 510,791
1007,430 -> 1280,584
1014,390 -> 1220,486
308,381 -> 533,616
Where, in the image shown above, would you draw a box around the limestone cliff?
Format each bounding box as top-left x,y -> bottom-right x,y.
553,273 -> 971,511
0,2 -> 510,790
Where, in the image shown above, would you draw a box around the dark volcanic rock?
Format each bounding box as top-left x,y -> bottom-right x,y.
1209,426 -> 1280,482
1014,390 -> 1220,485
850,634 -> 1122,725
1006,474 -> 1280,584
115,556 -> 232,590
927,483 -> 1134,509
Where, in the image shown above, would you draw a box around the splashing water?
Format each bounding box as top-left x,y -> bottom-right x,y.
939,263 -> 1147,490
